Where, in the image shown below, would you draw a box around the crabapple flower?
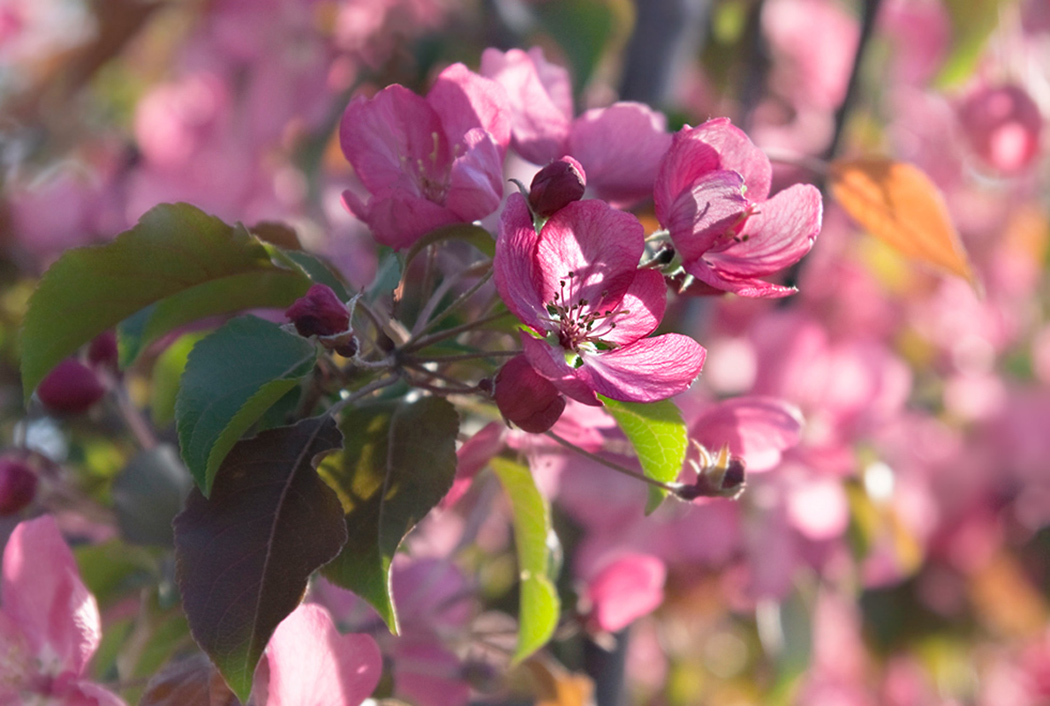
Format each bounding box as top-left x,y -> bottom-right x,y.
0,515 -> 126,706
251,603 -> 381,706
339,63 -> 511,249
481,47 -> 671,206
495,193 -> 705,405
654,118 -> 822,297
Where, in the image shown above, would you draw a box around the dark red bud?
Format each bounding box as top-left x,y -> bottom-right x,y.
0,457 -> 38,515
286,284 -> 351,338
37,359 -> 106,414
88,331 -> 120,374
529,156 -> 587,217
494,354 -> 566,433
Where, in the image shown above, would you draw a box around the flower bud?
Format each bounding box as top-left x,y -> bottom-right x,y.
37,358 -> 106,414
88,331 -> 120,374
286,284 -> 351,338
0,456 -> 38,515
678,443 -> 746,500
528,156 -> 586,217
494,354 -> 566,433
958,83 -> 1044,174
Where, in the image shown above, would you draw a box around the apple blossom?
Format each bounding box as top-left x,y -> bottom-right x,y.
0,515 -> 126,706
480,47 -> 671,206
36,358 -> 106,415
0,456 -> 36,516
495,193 -> 705,405
339,63 -> 511,249
654,117 -> 822,297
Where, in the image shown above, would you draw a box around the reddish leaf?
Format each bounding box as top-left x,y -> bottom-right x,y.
829,157 -> 975,284
173,416 -> 347,703
140,653 -> 241,706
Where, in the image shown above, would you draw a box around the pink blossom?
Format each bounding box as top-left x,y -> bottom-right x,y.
480,47 -> 671,206
251,602 -> 381,706
0,515 -> 126,706
580,553 -> 666,633
495,193 -> 705,405
654,118 -> 822,297
339,63 -> 511,249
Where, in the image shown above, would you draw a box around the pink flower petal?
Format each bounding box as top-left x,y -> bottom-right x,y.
660,170 -> 750,261
494,194 -> 547,330
691,396 -> 804,472
580,333 -> 705,403
568,103 -> 672,206
347,189 -> 460,250
682,118 -> 772,201
479,47 -> 572,164
427,63 -> 511,155
598,269 -> 666,346
1,515 -> 101,677
258,603 -> 381,706
584,554 -> 666,633
521,333 -> 600,406
535,199 -> 643,314
685,183 -> 822,297
445,127 -> 504,222
339,85 -> 448,197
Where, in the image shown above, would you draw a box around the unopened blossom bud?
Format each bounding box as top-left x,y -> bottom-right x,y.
529,156 -> 586,217
286,284 -> 351,338
494,354 -> 566,433
88,331 -> 120,374
678,443 -> 746,500
37,359 -> 106,414
0,456 -> 37,515
958,83 -> 1044,174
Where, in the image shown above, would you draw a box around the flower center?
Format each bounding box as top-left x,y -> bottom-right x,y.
543,271 -> 627,354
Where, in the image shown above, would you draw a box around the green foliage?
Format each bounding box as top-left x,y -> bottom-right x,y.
173,416 -> 347,703
20,203 -> 312,399
534,0 -> 635,95
175,315 -> 318,495
319,396 -> 459,633
489,456 -> 560,664
602,397 -> 688,513
937,0 -> 1011,87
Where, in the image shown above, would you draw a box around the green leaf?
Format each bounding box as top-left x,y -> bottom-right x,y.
173,416 -> 347,703
534,0 -> 635,93
601,397 -> 687,513
283,250 -> 352,301
489,456 -> 560,663
319,396 -> 459,633
21,203 -> 311,398
175,315 -> 317,495
936,0 -> 1011,87
149,331 -> 208,427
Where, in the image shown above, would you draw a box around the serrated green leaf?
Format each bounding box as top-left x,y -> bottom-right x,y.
21,203 -> 311,398
319,396 -> 459,633
175,315 -> 317,495
489,456 -> 559,663
601,397 -> 687,513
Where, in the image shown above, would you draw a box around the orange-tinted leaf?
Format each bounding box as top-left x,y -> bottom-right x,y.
829,157 -> 975,284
